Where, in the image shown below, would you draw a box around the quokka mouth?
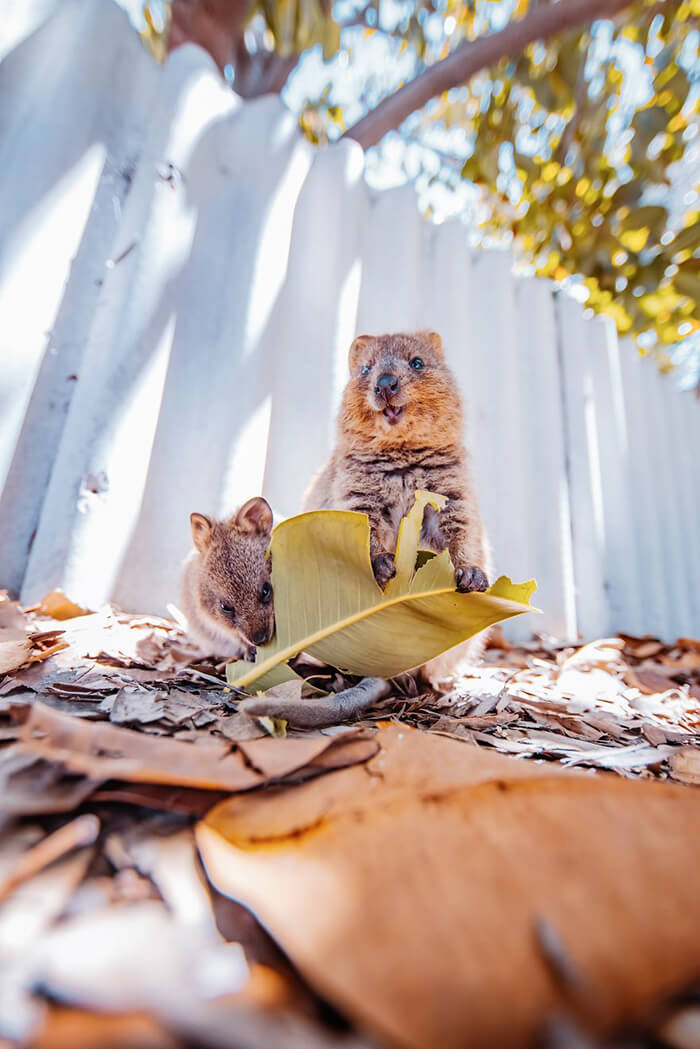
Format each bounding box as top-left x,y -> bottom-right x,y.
382,404 -> 404,424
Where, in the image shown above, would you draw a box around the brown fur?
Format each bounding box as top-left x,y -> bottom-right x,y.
304,331 -> 491,686
181,497 -> 274,661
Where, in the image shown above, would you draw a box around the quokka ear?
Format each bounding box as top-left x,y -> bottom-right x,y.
190,512 -> 213,553
349,334 -> 374,372
235,497 -> 273,536
419,331 -> 443,355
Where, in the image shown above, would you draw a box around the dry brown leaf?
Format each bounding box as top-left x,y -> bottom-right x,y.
668,747 -> 700,786
0,629 -> 31,675
32,591 -> 91,621
18,704 -> 377,792
626,640 -> 666,660
108,688 -> 167,725
627,667 -> 681,695
0,816 -> 99,903
484,624 -> 512,651
675,638 -> 700,654
29,1006 -> 180,1049
0,594 -> 29,631
235,730 -> 374,779
282,732 -> 381,782
198,724 -> 700,1049
0,747 -> 102,816
159,689 -> 222,726
676,651 -> 700,672
26,640 -> 71,665
217,712 -> 266,741
91,783 -> 229,815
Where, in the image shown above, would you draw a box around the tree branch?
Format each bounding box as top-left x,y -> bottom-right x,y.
343,0 -> 635,150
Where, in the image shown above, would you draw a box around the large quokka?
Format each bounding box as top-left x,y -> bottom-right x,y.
304,330 -> 491,685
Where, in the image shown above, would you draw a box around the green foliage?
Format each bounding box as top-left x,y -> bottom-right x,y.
255,0 -> 340,60
459,0 -> 699,352
142,0 -> 339,66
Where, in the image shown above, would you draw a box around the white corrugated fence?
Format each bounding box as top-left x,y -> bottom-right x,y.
1,0 -> 698,642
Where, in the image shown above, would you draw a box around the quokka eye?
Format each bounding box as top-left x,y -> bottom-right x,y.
220,601 -> 235,617
360,363 -> 371,376
261,582 -> 272,604
409,357 -> 424,371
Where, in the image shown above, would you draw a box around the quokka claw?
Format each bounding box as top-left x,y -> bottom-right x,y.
455,564 -> 489,593
372,553 -> 397,588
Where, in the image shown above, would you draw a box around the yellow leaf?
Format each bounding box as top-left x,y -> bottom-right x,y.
227,493 -> 537,689
673,270 -> 700,302
36,590 -> 91,621
257,716 -> 287,738
620,228 -> 650,253
672,220 -> 700,255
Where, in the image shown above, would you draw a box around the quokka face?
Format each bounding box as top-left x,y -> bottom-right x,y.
189,498 -> 275,657
338,331 -> 463,451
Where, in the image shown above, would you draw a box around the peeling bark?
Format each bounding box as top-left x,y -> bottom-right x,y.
239,677 -> 391,728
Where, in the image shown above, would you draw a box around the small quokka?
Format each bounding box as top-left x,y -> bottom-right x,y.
181,497 -> 275,662
304,330 -> 491,684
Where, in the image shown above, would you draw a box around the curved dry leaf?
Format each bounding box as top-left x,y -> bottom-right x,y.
198,725 -> 700,1049
228,492 -> 538,690
18,704 -> 377,793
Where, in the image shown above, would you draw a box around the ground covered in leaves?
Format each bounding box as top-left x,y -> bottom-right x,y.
0,591 -> 698,1049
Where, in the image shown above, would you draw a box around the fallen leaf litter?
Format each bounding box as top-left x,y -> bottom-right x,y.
0,589 -> 698,1049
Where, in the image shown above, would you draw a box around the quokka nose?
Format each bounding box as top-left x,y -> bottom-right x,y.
375,373 -> 399,397
252,627 -> 271,646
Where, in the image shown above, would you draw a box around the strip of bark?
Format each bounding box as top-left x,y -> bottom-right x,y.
240,677 -> 391,728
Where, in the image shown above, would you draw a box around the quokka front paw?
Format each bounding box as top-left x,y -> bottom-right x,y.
455,564 -> 489,593
372,552 -> 397,588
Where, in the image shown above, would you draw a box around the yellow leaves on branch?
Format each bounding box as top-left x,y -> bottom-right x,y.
461,6 -> 698,354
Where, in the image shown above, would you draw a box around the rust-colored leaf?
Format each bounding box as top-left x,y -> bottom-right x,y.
33,591 -> 91,621
198,725 -> 700,1049
668,747 -> 700,786
18,704 -> 377,793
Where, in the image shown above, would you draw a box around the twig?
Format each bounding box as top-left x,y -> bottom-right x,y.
344,0 -> 635,149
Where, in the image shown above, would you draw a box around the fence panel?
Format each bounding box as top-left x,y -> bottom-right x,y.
0,2 -> 698,641
556,295 -> 609,638
514,278 -> 577,640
